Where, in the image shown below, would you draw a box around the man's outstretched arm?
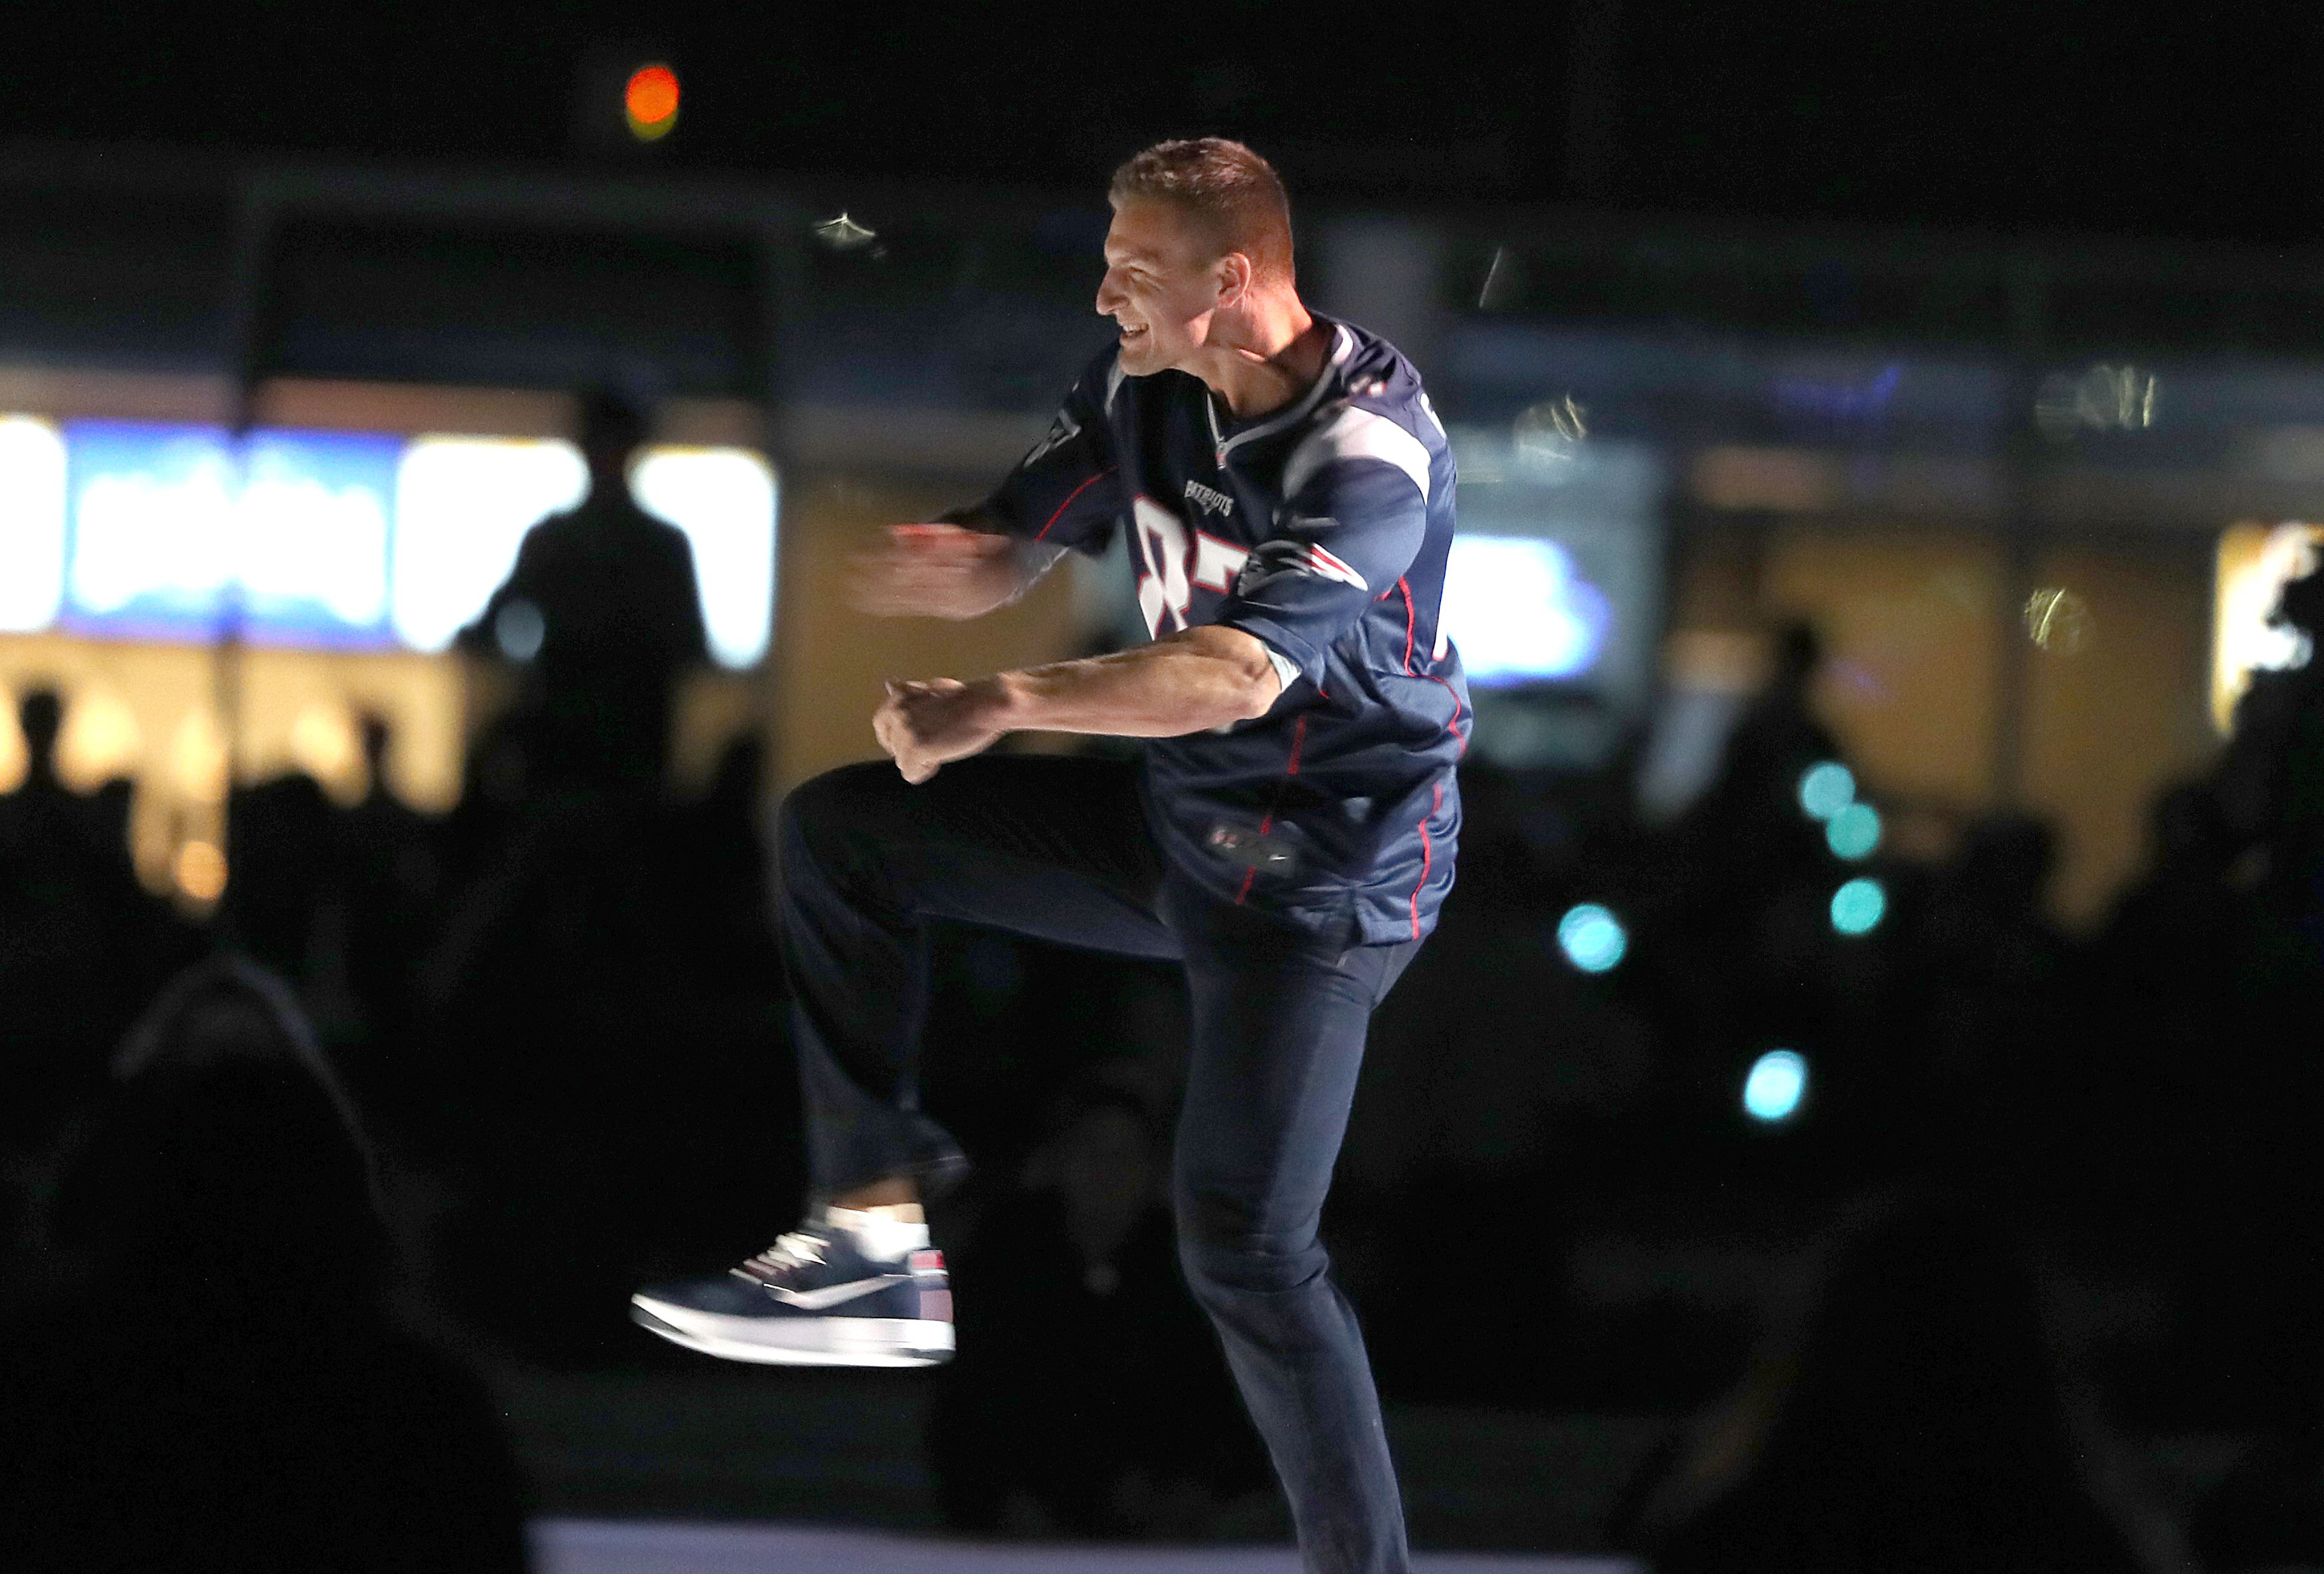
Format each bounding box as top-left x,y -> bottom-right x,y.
872,627 -> 1282,784
848,523 -> 1039,621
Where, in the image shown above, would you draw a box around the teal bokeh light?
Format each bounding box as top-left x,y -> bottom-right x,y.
1744,1050 -> 1808,1122
1557,903 -> 1628,973
1798,761 -> 1856,820
1830,877 -> 1888,935
1826,801 -> 1882,860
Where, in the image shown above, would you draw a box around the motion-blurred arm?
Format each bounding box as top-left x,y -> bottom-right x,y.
848,522 -> 1062,621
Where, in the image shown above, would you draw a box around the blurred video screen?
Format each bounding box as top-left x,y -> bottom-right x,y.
1441,433 -> 1666,702
1440,534 -> 1614,686
0,416 -> 777,668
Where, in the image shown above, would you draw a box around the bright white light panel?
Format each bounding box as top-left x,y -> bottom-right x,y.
0,417 -> 67,633
1439,534 -> 1614,686
629,446 -> 779,670
391,437 -> 590,653
0,415 -> 778,669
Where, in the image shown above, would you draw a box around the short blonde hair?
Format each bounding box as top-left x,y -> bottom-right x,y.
1108,138 -> 1295,284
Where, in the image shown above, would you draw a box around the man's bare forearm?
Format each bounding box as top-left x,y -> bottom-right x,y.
982,626 -> 1282,738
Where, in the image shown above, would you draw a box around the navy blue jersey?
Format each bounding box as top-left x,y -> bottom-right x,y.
964,318 -> 1468,943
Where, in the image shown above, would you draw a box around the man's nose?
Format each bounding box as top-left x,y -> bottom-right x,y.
1094,269 -> 1123,316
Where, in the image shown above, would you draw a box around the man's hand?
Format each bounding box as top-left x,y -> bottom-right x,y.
873,676 -> 1010,784
850,524 -> 1023,620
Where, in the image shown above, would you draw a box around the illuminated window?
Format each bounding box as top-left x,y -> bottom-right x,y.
10,418 -> 779,665
0,415 -> 66,633
1440,535 -> 1612,685
629,446 -> 778,668
61,422 -> 399,646
390,437 -> 588,652
2213,522 -> 2323,732
235,431 -> 398,640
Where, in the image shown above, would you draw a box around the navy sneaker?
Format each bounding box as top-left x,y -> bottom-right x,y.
630,1211 -> 953,1367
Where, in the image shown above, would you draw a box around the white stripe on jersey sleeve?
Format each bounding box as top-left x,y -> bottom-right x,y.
1260,641 -> 1302,696
1282,403 -> 1433,507
1006,539 -> 1070,603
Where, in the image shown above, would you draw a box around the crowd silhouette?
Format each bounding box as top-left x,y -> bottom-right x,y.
1,441 -> 2322,1565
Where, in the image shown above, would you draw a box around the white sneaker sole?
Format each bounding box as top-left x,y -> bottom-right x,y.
630,1296 -> 954,1368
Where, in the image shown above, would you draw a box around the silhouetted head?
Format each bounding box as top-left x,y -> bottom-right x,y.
50,958 -> 386,1313
1023,1082 -> 1164,1269
2277,564 -> 2324,639
2151,781 -> 2228,868
18,686 -> 62,771
1771,621 -> 1823,690
1957,812 -> 2054,913
577,386 -> 652,490
708,733 -> 762,809
358,710 -> 392,779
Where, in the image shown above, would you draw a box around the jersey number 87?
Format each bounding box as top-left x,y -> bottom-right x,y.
1133,496 -> 1248,639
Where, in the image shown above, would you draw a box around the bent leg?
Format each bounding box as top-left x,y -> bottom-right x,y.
1167,884 -> 1421,1574
775,754 -> 1175,1199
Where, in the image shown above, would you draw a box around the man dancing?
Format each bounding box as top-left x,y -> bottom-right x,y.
633,138 -> 1467,1573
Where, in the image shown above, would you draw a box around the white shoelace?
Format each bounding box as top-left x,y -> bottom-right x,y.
735,1229 -> 828,1282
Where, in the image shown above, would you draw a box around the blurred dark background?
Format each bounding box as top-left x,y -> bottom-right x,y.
3,6 -> 2324,1571
7,2 -> 2324,243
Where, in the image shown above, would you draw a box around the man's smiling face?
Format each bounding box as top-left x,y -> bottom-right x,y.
1094,196 -> 1228,377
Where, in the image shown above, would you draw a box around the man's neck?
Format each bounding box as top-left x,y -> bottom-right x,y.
1194,296 -> 1331,420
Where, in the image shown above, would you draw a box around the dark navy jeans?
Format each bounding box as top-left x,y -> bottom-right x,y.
774,753 -> 1421,1574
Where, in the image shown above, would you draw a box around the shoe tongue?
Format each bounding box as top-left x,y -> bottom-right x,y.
824,1205 -> 931,1262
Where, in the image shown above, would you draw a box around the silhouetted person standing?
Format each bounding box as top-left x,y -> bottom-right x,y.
2217,563 -> 2324,935
0,688 -> 163,1133
1,687 -> 134,866
1687,620 -> 1843,882
468,389 -> 708,796
338,712 -> 443,1044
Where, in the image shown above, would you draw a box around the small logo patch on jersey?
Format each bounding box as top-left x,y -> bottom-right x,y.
1207,823 -> 1298,873
1183,478 -> 1234,519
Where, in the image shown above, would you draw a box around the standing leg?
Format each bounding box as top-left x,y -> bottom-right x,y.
773,754 -> 1177,1199
1165,881 -> 1422,1574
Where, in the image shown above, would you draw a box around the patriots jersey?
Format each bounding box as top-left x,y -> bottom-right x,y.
963,318 -> 1468,943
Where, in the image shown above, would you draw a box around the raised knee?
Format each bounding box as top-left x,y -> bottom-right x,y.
777,762 -> 899,874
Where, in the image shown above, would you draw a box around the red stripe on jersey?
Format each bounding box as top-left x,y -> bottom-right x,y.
1408,780 -> 1444,938
1427,672 -> 1468,757
1035,466 -> 1115,542
1399,577 -> 1416,673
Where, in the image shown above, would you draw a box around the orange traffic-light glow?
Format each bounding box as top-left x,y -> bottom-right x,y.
625,64 -> 680,140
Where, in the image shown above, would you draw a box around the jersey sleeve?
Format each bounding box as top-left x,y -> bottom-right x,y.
1212,405 -> 1435,688
950,350 -> 1125,557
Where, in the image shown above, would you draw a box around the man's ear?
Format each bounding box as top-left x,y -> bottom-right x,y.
1216,250 -> 1255,309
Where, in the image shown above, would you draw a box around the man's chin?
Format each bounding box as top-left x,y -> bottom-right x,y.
1118,334 -> 1164,374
